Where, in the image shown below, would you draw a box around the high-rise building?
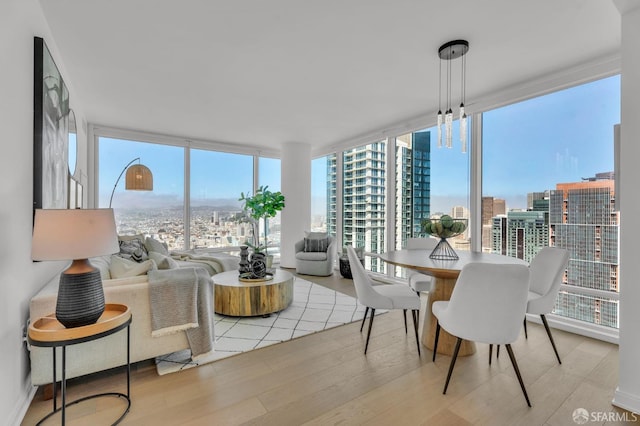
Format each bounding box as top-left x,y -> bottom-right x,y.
338,142 -> 387,271
482,196 -> 506,250
527,191 -> 548,210
328,133 -> 431,269
550,176 -> 619,328
491,210 -> 549,262
412,132 -> 431,236
395,134 -> 413,250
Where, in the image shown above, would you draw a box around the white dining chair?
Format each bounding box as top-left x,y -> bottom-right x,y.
492,247 -> 570,365
405,237 -> 438,294
400,237 -> 438,332
432,262 -> 532,407
346,246 -> 422,355
524,246 -> 570,363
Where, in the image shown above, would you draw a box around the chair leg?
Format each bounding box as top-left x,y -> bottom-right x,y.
403,309 -> 408,334
505,344 -> 532,407
489,344 -> 493,365
411,309 -> 421,356
433,321 -> 441,362
364,308 -> 376,354
497,345 -> 500,359
443,337 -> 462,395
360,307 -> 369,332
523,317 -> 528,339
540,314 -> 562,364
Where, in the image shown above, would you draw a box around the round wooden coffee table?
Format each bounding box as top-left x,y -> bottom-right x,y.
213,269 -> 294,316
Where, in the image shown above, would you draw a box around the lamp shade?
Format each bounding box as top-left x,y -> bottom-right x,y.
125,164 -> 153,191
32,208 -> 119,261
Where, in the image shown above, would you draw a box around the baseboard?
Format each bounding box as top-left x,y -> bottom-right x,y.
6,373 -> 37,426
613,387 -> 640,415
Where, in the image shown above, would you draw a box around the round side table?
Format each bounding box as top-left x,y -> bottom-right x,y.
28,303 -> 132,425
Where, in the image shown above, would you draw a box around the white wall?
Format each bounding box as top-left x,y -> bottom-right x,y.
614,0 -> 640,415
0,1 -> 88,424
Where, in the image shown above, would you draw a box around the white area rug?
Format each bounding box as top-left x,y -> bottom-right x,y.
155,277 -> 377,375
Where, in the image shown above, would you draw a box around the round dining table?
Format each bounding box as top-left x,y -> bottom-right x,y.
378,249 -> 528,357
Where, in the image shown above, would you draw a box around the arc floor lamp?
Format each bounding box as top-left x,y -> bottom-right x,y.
108,157 -> 153,208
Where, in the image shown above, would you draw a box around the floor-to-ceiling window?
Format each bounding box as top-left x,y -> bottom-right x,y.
393,126 -> 470,250
341,141 -> 386,272
98,136 -> 185,249
311,155 -> 334,234
97,133 -> 272,253
482,75 -> 620,329
258,156 -> 282,259
189,149 -> 253,249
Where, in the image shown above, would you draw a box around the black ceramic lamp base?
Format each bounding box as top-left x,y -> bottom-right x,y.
56,268 -> 105,328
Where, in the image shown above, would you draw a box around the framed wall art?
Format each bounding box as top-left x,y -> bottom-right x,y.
33,36 -> 70,210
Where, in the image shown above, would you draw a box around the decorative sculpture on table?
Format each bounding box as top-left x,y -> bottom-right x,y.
238,245 -> 251,274
421,215 -> 467,260
249,252 -> 267,279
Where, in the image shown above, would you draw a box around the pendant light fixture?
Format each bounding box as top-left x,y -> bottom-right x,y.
437,40 -> 469,153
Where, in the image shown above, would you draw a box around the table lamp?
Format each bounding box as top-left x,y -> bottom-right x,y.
31,208 -> 119,328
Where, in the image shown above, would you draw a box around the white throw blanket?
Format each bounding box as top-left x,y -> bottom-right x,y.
171,249 -> 240,274
148,267 -> 215,359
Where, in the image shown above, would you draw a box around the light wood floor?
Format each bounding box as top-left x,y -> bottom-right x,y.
22,269 -> 632,426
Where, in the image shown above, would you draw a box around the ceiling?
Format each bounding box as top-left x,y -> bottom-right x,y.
39,0 -> 621,154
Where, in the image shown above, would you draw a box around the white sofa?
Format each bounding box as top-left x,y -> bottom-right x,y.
28,251 -> 238,386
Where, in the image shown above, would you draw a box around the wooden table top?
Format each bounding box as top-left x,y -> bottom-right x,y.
378,249 -> 528,278
213,269 -> 293,288
28,303 -> 131,344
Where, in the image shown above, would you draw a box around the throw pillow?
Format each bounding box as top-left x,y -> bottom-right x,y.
304,237 -> 329,252
148,251 -> 180,270
90,255 -> 112,280
109,255 -> 156,279
305,231 -> 328,240
144,236 -> 169,256
118,234 -> 148,262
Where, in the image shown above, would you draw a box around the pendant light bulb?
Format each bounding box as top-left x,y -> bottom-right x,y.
437,110 -> 443,148
445,108 -> 453,148
460,112 -> 468,153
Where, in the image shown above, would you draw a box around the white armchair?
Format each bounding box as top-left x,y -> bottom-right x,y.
294,234 -> 336,276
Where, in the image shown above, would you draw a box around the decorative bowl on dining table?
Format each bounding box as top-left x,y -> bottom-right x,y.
421,216 -> 467,260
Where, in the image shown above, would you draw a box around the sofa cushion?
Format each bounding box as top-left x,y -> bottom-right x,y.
304,237 -> 329,252
109,255 -> 156,278
148,251 -> 180,270
145,236 -> 169,256
118,234 -> 148,262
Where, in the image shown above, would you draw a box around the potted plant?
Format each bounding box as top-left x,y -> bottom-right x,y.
239,185 -> 285,267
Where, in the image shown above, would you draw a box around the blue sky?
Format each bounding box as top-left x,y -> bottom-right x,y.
100,75 -> 620,213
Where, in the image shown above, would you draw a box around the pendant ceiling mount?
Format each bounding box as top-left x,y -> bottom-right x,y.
436,39 -> 470,153
438,40 -> 469,61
